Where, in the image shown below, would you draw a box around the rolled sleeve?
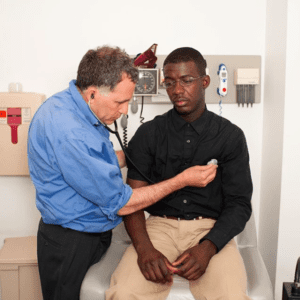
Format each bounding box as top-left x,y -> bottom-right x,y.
100,184 -> 132,220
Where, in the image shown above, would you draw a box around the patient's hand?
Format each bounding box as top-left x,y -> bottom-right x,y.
172,240 -> 217,281
137,246 -> 178,284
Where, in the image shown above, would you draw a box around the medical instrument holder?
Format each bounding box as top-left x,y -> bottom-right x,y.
282,257 -> 300,299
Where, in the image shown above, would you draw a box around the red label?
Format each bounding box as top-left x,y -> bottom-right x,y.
0,110 -> 6,118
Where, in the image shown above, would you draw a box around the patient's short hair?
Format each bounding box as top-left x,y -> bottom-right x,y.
163,47 -> 207,76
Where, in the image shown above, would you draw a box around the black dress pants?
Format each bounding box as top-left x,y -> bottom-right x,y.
37,218 -> 112,300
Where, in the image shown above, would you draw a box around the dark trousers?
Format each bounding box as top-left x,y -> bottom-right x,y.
37,218 -> 112,300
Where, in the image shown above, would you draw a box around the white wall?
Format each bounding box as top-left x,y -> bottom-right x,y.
259,0 -> 288,290
274,0 -> 300,298
0,0 -> 274,293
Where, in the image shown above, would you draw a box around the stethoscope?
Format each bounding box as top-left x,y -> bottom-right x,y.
105,120 -> 154,184
88,95 -> 154,184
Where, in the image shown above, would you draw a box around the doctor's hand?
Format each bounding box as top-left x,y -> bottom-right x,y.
137,246 -> 178,284
172,240 -> 217,281
181,164 -> 217,188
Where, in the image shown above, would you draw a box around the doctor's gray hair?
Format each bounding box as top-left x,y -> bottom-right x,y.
76,46 -> 138,91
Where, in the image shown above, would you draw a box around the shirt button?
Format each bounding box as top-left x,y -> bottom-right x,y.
186,140 -> 191,143
183,199 -> 188,204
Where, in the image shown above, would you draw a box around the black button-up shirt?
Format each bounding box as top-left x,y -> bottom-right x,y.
126,107 -> 252,251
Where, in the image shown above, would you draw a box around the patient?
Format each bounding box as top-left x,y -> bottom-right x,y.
106,47 -> 253,300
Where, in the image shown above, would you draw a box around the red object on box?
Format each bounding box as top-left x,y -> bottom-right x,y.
7,108 -> 22,144
0,110 -> 6,118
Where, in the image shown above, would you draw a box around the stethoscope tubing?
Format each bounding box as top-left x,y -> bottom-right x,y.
105,121 -> 155,184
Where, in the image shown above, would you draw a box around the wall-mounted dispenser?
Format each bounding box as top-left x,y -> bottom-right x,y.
234,68 -> 260,107
0,84 -> 45,175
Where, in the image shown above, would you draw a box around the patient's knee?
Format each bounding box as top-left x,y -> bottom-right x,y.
105,285 -> 138,300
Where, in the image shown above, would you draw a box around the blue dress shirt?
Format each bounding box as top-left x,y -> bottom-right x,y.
28,80 -> 132,233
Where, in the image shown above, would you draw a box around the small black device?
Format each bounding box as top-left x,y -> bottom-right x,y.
282,257 -> 300,299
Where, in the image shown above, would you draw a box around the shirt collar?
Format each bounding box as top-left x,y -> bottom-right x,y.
171,106 -> 211,136
69,80 -> 99,126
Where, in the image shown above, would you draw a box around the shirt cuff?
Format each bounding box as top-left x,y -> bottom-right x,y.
199,228 -> 231,252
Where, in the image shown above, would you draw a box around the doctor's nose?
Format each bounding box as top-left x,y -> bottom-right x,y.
119,102 -> 129,115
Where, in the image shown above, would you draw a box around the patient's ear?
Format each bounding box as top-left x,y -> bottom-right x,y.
203,75 -> 210,89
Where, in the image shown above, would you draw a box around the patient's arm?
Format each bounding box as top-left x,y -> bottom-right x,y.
115,150 -> 126,168
124,178 -> 177,284
123,179 -> 151,254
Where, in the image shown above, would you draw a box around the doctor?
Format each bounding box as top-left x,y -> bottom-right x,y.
27,45 -> 217,300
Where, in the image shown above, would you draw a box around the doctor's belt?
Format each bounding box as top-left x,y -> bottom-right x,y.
153,215 -> 217,221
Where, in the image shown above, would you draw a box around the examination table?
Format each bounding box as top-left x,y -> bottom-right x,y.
80,214 -> 274,300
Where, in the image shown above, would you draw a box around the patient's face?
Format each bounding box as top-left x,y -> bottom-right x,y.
164,61 -> 208,122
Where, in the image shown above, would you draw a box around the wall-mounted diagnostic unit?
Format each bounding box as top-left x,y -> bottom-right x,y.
134,69 -> 158,96
130,55 -> 261,106
217,64 -> 228,97
0,87 -> 45,175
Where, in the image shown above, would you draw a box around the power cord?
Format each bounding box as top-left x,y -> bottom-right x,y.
120,114 -> 128,148
140,96 -> 145,124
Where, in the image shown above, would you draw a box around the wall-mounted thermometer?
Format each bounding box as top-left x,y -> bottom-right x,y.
217,64 -> 228,97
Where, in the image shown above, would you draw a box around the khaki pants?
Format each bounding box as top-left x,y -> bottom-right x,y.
106,216 -> 250,300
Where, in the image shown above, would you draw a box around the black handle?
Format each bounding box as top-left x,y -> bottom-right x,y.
295,257 -> 300,286
292,257 -> 300,295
